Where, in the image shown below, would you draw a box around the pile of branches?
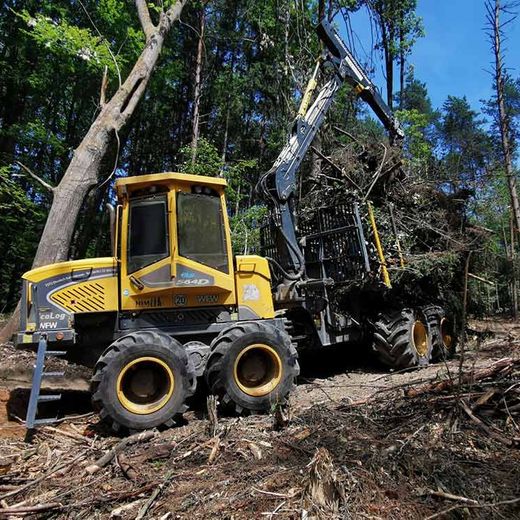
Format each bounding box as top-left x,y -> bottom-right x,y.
297,130 -> 473,311
404,356 -> 520,446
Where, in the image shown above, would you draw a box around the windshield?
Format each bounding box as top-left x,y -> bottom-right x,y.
177,192 -> 228,273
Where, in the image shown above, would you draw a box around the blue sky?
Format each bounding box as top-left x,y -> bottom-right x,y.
339,1 -> 520,114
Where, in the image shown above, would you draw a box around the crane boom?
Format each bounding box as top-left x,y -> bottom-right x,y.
316,20 -> 404,145
259,18 -> 404,279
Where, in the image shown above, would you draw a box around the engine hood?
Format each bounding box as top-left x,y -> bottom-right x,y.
23,257 -> 117,283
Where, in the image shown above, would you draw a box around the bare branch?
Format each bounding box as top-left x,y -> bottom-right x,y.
15,161 -> 55,193
424,496 -> 520,520
135,0 -> 157,41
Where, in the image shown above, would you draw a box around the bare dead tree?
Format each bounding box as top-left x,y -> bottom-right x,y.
0,0 -> 188,342
486,0 -> 520,235
190,5 -> 206,165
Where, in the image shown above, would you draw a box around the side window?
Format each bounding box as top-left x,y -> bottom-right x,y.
127,196 -> 169,273
177,192 -> 229,273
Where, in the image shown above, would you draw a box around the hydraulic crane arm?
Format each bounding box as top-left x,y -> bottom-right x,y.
316,20 -> 404,145
258,18 -> 404,280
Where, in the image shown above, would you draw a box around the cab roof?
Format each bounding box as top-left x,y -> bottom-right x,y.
115,172 -> 227,198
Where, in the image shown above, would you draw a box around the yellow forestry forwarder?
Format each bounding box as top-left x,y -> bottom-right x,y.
16,20 -> 454,431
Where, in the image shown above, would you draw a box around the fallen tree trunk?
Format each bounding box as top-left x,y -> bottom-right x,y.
405,357 -> 517,398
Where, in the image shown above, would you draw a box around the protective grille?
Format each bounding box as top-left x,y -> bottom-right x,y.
260,202 -> 370,283
51,282 -> 106,313
259,211 -> 283,263
299,204 -> 369,282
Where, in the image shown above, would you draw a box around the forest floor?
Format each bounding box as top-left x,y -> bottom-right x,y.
0,318 -> 518,519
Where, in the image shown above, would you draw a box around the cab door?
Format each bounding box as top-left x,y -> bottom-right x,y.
120,193 -> 176,310
173,187 -> 236,307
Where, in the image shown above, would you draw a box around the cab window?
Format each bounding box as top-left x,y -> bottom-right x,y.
177,192 -> 228,273
127,196 -> 169,273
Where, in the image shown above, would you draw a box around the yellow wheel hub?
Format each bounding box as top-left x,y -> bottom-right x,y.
116,357 -> 174,415
233,344 -> 283,397
440,318 -> 453,348
412,320 -> 428,357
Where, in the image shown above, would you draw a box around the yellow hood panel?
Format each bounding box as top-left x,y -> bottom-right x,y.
23,258 -> 117,283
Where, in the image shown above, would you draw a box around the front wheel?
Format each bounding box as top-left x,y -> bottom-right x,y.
204,321 -> 300,414
91,331 -> 196,431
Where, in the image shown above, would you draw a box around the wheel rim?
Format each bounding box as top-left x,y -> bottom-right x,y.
117,357 -> 174,415
233,344 -> 282,397
440,318 -> 453,349
412,320 -> 428,357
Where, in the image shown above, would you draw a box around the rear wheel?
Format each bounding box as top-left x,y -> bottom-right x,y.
371,308 -> 432,369
91,331 -> 196,431
422,305 -> 456,361
204,321 -> 299,414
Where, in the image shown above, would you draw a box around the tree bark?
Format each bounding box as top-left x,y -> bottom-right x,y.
0,0 -> 187,343
190,7 -> 205,165
490,0 -> 520,234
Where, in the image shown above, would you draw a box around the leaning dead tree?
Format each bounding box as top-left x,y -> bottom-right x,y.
34,0 -> 187,267
487,0 -> 520,235
0,0 -> 188,342
190,4 -> 206,165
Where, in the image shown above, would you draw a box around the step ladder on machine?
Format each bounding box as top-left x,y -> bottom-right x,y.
25,333 -> 66,428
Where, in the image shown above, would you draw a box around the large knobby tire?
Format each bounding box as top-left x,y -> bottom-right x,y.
422,305 -> 457,361
91,331 -> 196,431
371,308 -> 432,369
204,321 -> 300,414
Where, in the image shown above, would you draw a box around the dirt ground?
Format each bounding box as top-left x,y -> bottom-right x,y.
0,318 -> 518,519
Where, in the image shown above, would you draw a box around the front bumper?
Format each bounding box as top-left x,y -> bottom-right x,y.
15,329 -> 76,348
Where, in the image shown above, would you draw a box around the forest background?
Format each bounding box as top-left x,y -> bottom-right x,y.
0,0 -> 519,320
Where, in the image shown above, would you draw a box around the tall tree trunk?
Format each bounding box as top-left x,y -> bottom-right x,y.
311,0 -> 326,180
370,2 -> 395,111
399,25 -> 405,109
220,104 -> 230,166
283,2 -> 290,77
190,7 -> 205,165
219,43 -> 236,173
510,213 -> 518,317
310,133 -> 322,179
490,0 -> 520,234
0,0 -> 188,343
381,23 -> 393,110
